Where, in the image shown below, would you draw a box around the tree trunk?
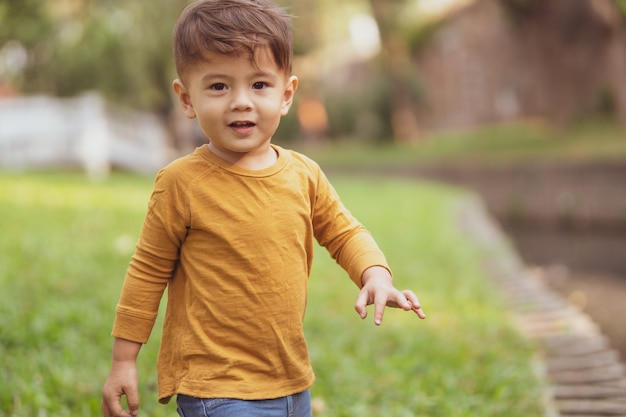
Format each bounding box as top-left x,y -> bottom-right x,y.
591,0 -> 626,127
368,0 -> 420,142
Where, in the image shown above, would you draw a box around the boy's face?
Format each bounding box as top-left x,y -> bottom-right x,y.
173,48 -> 297,163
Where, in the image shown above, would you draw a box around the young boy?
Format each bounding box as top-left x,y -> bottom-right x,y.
101,1 -> 425,416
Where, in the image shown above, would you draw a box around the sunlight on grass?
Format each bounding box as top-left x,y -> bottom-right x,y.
298,119 -> 626,169
0,172 -> 544,417
0,173 -> 161,416
306,177 -> 543,417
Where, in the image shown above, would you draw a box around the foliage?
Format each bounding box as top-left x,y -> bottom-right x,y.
0,0 -> 360,113
322,69 -> 393,142
0,171 -> 544,416
0,0 -> 185,111
1,0 -> 424,140
367,0 -> 422,142
0,0 -> 52,45
617,0 -> 626,18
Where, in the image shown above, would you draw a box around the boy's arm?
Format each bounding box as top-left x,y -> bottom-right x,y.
102,338 -> 142,417
307,164 -> 425,324
355,266 -> 426,325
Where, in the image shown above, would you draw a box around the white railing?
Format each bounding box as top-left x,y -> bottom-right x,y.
0,92 -> 175,177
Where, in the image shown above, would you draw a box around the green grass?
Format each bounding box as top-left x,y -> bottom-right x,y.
296,119 -> 626,169
0,171 -> 544,417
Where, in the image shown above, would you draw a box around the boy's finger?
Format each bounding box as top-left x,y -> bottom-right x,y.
354,290 -> 368,319
403,290 -> 426,319
125,388 -> 140,417
395,292 -> 412,310
101,396 -> 127,417
373,293 -> 388,326
102,391 -> 121,417
407,299 -> 427,319
101,401 -> 111,417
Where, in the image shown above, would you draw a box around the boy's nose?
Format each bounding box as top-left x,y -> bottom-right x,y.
230,89 -> 253,111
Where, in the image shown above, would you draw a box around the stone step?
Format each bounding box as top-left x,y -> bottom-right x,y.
458,203 -> 626,417
557,399 -> 626,415
599,381 -> 626,389
554,384 -> 626,399
520,313 -> 599,339
510,294 -> 570,313
543,335 -> 610,357
549,364 -> 625,384
524,306 -> 584,322
547,350 -> 621,372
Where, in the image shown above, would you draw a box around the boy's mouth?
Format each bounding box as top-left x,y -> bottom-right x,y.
229,121 -> 255,128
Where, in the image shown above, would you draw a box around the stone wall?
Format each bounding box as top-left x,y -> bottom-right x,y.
414,0 -> 626,131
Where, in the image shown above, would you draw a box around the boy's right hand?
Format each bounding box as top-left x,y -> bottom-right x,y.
102,359 -> 140,417
102,338 -> 142,417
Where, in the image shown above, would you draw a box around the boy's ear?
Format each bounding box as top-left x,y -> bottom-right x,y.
173,79 -> 197,119
281,75 -> 299,117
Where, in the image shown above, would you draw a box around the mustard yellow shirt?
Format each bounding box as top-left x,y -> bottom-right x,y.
112,145 -> 390,403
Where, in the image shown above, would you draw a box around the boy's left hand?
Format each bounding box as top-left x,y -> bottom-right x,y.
355,266 -> 426,325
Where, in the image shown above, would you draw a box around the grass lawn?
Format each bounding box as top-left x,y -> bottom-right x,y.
0,171 -> 544,417
297,119 -> 626,169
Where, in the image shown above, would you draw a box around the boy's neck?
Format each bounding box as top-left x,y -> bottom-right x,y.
206,143 -> 278,171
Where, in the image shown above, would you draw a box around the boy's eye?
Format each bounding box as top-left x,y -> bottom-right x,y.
210,83 -> 227,91
252,82 -> 267,90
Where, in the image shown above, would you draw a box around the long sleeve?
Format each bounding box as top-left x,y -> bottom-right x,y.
310,168 -> 390,287
112,168 -> 190,343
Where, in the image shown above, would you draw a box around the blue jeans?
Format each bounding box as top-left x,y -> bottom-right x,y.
176,389 -> 312,417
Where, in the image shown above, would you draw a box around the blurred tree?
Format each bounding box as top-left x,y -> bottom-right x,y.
282,0 -> 320,56
0,0 -> 185,112
0,0 -> 52,47
0,0 -> 327,118
0,0 -> 53,90
1,0 -> 432,142
368,0 -> 421,142
594,0 -> 626,126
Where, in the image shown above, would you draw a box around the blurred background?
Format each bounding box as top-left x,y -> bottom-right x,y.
3,0 -> 626,147
2,0 -> 626,367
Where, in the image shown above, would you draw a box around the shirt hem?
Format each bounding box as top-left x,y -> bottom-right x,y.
157,374 -> 316,404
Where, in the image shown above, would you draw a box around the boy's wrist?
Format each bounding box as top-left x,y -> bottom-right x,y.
360,265 -> 392,287
111,337 -> 142,363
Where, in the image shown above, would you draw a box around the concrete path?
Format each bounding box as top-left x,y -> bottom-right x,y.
458,196 -> 626,417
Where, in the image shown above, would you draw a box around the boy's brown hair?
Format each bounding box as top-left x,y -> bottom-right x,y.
173,0 -> 293,79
